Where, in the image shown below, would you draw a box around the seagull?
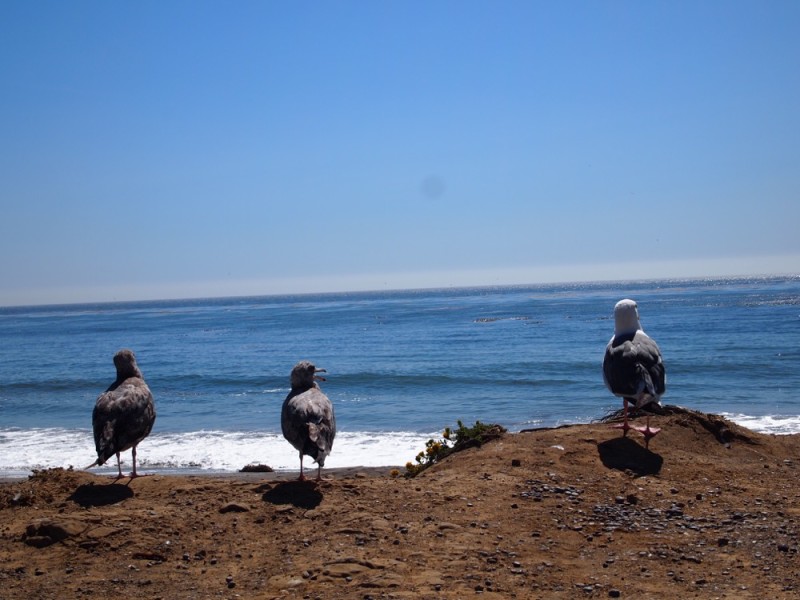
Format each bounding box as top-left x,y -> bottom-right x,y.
603,299 -> 666,447
87,349 -> 156,478
281,361 -> 336,481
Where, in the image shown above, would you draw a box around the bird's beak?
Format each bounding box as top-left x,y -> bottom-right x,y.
314,368 -> 327,382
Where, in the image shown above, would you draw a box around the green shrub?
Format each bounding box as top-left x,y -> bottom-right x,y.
405,420 -> 506,477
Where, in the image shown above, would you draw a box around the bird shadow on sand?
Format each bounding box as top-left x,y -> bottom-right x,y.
68,482 -> 134,507
257,480 -> 323,510
597,437 -> 663,476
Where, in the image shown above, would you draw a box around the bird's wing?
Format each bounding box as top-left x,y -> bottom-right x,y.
603,333 -> 641,398
306,389 -> 336,448
604,331 -> 665,407
602,337 -> 616,393
93,378 -> 155,462
633,332 -> 666,396
282,388 -> 336,462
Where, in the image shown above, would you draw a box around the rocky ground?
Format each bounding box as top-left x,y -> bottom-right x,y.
2,409 -> 800,599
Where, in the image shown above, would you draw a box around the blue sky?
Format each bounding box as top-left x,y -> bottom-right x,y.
1,1 -> 798,306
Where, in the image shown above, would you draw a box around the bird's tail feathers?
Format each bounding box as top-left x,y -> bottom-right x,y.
635,364 -> 657,402
307,422 -> 332,446
634,393 -> 660,410
312,451 -> 329,467
86,451 -> 112,470
306,423 -> 332,466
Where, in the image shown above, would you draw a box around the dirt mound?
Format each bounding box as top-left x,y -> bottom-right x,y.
2,412 -> 800,599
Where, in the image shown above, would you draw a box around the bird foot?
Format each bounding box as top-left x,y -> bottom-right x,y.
633,425 -> 661,436
611,422 -> 632,436
633,425 -> 661,448
107,471 -> 148,480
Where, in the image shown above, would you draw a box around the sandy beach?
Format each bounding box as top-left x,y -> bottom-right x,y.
2,409 -> 800,599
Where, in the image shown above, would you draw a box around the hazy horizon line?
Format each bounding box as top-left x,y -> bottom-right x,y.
2,255 -> 798,309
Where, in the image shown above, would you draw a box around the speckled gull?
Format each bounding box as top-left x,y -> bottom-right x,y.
87,349 -> 156,478
281,360 -> 336,480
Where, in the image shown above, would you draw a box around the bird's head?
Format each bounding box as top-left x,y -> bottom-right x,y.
113,348 -> 142,379
290,360 -> 327,389
613,299 -> 641,335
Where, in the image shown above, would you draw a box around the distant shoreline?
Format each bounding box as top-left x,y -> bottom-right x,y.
2,271 -> 797,310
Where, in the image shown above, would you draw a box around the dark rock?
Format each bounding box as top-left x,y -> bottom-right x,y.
219,502 -> 251,513
25,536 -> 54,548
23,519 -> 84,547
239,464 -> 274,473
132,552 -> 167,562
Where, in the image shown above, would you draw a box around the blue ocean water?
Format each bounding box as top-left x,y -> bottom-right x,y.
1,276 -> 798,476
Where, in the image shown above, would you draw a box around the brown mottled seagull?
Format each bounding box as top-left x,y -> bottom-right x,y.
87,349 -> 156,478
281,360 -> 336,481
603,299 -> 666,447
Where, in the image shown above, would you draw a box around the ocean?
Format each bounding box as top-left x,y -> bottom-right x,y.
1,276 -> 798,477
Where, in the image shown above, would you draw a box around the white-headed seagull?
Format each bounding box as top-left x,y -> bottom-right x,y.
603,299 -> 666,447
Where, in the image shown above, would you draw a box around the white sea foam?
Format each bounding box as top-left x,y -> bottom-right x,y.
0,428 -> 436,478
722,413 -> 800,435
3,414 -> 800,478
